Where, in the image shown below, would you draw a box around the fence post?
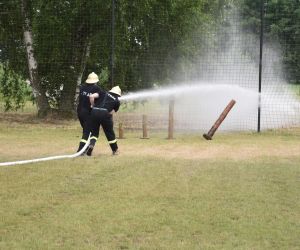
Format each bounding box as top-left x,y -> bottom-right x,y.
141,114 -> 149,139
168,99 -> 174,139
118,122 -> 124,139
203,99 -> 236,140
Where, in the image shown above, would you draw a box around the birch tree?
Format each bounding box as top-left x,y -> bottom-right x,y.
20,0 -> 50,117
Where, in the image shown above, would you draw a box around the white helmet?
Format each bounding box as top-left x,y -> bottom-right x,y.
85,72 -> 99,84
109,86 -> 122,97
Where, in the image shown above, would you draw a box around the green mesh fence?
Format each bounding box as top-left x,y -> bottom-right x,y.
0,0 -> 299,133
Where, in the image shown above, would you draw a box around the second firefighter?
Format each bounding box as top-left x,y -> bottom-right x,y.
87,86 -> 122,156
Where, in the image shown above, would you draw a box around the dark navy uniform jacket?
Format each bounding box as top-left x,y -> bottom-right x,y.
77,84 -> 102,113
93,91 -> 120,113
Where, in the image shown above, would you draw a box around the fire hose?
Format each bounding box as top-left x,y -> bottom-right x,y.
0,137 -> 91,167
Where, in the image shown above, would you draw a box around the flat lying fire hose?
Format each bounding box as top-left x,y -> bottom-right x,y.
0,137 -> 91,167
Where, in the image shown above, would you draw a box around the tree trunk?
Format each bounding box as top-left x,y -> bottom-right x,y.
74,40 -> 91,107
21,0 -> 50,117
58,23 -> 91,118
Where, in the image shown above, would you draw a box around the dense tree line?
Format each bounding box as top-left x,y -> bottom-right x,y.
0,0 -> 299,117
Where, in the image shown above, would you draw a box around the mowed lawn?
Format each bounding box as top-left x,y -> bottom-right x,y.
0,114 -> 299,249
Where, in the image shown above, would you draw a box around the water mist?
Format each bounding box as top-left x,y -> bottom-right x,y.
118,8 -> 300,132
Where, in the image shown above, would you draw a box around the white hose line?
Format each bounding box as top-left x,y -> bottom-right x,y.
0,138 -> 91,167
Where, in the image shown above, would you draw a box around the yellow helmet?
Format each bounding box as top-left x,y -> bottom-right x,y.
109,86 -> 121,96
85,72 -> 99,84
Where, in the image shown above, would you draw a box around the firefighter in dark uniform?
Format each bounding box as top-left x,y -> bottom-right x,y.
86,86 -> 122,156
76,72 -> 102,152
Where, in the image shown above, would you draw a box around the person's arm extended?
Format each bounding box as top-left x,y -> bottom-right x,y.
89,93 -> 99,107
109,100 -> 120,114
114,100 -> 120,112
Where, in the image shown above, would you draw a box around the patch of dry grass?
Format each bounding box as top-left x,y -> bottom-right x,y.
1,114 -> 299,162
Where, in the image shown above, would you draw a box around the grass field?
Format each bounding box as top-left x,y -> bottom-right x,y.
0,112 -> 300,249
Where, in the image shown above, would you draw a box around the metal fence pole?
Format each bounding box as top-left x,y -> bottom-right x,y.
110,0 -> 115,88
258,0 -> 265,133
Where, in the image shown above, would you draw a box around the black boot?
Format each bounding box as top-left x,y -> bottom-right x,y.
77,142 -> 86,154
86,145 -> 94,156
86,138 -> 97,156
112,149 -> 119,156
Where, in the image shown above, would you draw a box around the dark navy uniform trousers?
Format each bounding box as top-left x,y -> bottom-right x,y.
85,107 -> 118,153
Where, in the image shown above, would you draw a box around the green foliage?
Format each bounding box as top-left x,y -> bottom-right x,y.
0,64 -> 32,111
240,0 -> 300,84
289,83 -> 300,98
32,0 -> 111,109
0,0 -> 228,114
0,0 -> 26,76
112,0 -> 227,91
1,0 -> 299,114
98,67 -> 110,89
